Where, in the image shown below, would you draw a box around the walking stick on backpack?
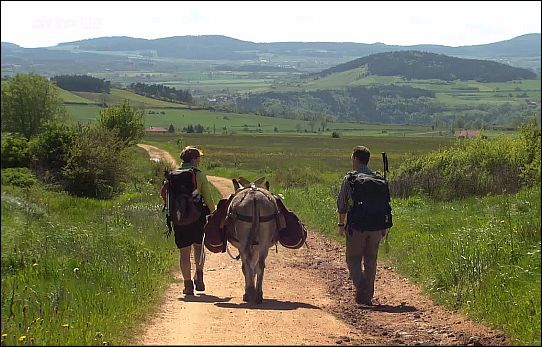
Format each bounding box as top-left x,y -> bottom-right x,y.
162,169 -> 173,238
382,152 -> 389,179
381,152 -> 391,253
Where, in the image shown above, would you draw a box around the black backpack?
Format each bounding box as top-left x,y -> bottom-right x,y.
165,168 -> 201,228
347,171 -> 393,231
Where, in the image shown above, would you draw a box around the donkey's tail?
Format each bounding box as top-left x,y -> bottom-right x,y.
247,192 -> 260,250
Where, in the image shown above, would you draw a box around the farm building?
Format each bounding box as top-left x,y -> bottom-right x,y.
145,126 -> 168,134
454,130 -> 481,138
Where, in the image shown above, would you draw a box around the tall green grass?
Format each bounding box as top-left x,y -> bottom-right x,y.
388,188 -> 540,345
1,147 -> 177,345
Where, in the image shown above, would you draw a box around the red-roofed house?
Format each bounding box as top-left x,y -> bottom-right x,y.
454,130 -> 481,138
145,126 -> 168,133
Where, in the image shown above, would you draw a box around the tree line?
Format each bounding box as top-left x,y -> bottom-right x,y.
51,74 -> 111,93
129,82 -> 193,104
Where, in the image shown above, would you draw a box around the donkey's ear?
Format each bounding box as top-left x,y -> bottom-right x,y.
265,180 -> 270,191
232,178 -> 240,191
254,177 -> 266,186
238,177 -> 250,187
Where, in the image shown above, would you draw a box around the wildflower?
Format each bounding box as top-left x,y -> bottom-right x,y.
73,267 -> 80,273
18,335 -> 26,342
62,324 -> 70,328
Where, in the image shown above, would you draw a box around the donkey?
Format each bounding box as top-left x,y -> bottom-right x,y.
226,177 -> 283,304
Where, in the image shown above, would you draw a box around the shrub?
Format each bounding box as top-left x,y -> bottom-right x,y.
390,120 -> 541,200
1,167 -> 37,187
62,126 -> 127,199
28,123 -> 77,181
1,132 -> 30,168
150,158 -> 175,181
331,131 -> 340,138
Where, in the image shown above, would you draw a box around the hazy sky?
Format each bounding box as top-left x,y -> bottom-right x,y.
1,1 -> 540,48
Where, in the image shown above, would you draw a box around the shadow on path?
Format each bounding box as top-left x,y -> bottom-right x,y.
360,303 -> 418,313
215,298 -> 321,311
179,294 -> 232,303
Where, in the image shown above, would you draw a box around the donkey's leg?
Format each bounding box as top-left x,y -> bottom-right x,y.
255,246 -> 269,304
241,251 -> 256,302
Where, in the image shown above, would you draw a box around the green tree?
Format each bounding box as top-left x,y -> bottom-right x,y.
1,73 -> 67,138
97,100 -> 145,146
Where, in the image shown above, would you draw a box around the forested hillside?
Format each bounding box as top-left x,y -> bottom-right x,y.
235,85 -> 438,124
316,51 -> 537,82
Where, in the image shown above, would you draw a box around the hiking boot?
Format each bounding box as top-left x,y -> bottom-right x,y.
194,270 -> 205,291
183,280 -> 194,295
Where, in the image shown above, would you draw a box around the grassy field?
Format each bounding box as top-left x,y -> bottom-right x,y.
54,86 -> 98,104
65,98 -> 454,135
142,132 -> 457,174
57,84 -> 536,136
69,88 -> 190,108
1,129 -> 539,345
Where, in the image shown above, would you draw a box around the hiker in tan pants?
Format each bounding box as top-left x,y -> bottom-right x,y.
336,145 -> 388,305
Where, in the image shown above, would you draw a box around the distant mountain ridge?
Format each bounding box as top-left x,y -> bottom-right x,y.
2,34 -> 540,78
53,33 -> 541,60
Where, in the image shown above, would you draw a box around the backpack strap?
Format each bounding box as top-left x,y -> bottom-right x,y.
189,167 -> 201,192
189,167 -> 197,191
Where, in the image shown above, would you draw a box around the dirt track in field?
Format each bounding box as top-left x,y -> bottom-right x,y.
131,143 -> 509,345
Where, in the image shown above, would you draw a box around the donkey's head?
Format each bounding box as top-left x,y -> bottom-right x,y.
232,176 -> 270,192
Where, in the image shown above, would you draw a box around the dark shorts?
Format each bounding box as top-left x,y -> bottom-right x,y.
173,205 -> 210,249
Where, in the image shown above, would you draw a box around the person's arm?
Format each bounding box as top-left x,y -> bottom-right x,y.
160,181 -> 168,206
198,172 -> 216,213
336,176 -> 350,237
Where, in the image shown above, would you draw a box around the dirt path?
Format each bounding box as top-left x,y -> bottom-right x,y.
132,143 -> 509,345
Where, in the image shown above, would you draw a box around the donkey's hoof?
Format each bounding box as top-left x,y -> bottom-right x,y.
242,293 -> 250,302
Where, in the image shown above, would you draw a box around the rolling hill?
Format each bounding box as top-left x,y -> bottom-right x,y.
229,50 -> 541,127
315,50 -> 537,82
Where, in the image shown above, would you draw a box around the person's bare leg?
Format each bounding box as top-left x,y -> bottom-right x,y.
193,243 -> 205,291
180,246 -> 194,294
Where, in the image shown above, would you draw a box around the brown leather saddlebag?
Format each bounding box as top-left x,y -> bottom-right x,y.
276,198 -> 307,249
203,196 -> 232,253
